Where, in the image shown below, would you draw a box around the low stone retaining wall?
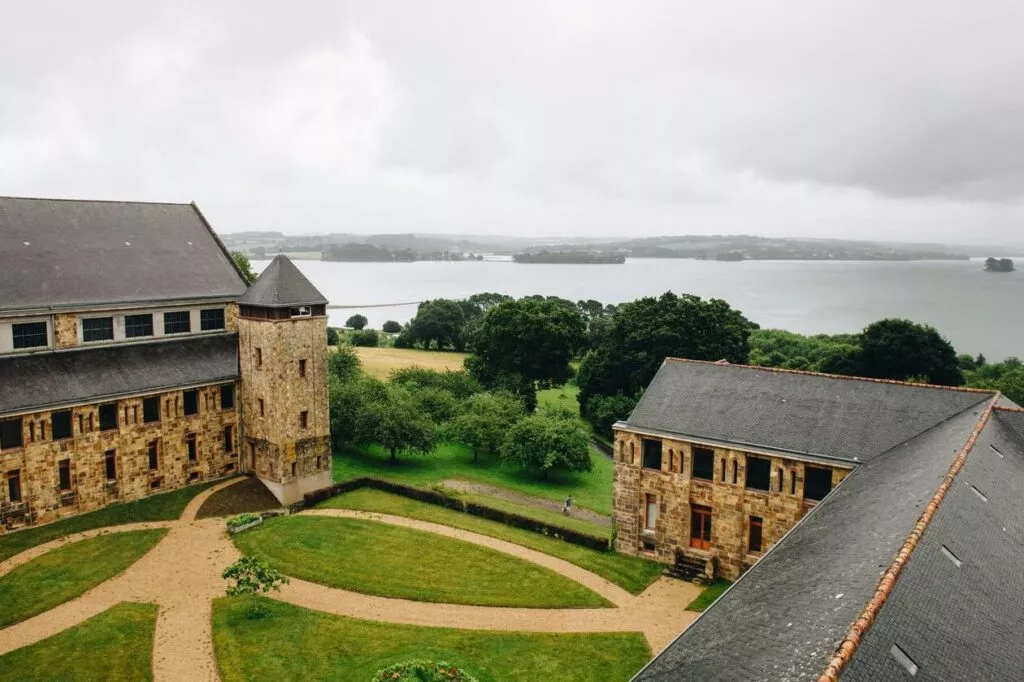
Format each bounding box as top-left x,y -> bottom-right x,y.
296,477 -> 611,552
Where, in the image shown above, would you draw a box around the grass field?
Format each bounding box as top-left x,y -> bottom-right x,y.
0,602 -> 158,681
450,489 -> 610,537
233,515 -> 608,608
0,529 -> 167,629
334,441 -> 614,515
537,383 -> 614,446
213,597 -> 650,682
685,578 -> 733,612
320,489 -> 665,595
352,346 -> 469,379
0,479 -> 218,562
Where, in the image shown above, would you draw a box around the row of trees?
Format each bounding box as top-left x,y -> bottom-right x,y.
327,347 -> 593,478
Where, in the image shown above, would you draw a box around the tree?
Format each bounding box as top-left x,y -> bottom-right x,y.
582,393 -> 639,440
328,344 -> 362,382
499,412 -> 592,479
389,367 -> 483,399
576,292 -> 754,410
327,327 -> 341,346
355,385 -> 438,463
222,556 -> 289,618
444,391 -> 526,462
349,329 -> 379,347
408,385 -> 459,424
232,251 -> 257,284
408,299 -> 467,350
346,314 -> 368,330
964,357 -> 1024,405
382,320 -> 403,334
855,319 -> 963,386
329,375 -> 387,450
749,329 -> 861,374
468,297 -> 586,391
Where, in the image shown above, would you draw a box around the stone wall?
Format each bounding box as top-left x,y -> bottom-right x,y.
53,313 -> 78,349
612,427 -> 852,580
0,382 -> 239,529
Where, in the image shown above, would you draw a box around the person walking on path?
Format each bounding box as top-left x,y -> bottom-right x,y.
562,495 -> 573,515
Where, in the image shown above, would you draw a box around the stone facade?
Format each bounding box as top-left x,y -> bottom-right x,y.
0,382 -> 239,529
53,313 -> 78,349
237,312 -> 332,505
613,426 -> 851,580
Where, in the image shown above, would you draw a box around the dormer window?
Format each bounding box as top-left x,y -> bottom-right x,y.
290,306 -> 312,318
82,317 -> 114,342
125,314 -> 153,338
164,311 -> 191,335
12,321 -> 48,349
200,308 -> 226,331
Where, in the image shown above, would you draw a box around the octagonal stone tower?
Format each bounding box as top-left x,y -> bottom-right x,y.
237,255 -> 332,504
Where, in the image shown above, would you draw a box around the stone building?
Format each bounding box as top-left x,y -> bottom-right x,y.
0,197 -> 331,531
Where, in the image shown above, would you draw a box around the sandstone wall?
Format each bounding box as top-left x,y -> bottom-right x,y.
53,313 -> 78,349
612,428 -> 853,580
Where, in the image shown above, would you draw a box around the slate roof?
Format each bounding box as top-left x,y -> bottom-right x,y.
0,335 -> 239,414
634,403 -> 989,682
237,254 -> 328,308
0,197 -> 247,312
625,359 -> 992,462
842,411 -> 1024,681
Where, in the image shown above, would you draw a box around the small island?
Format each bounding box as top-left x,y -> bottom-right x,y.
513,251 -> 626,264
984,257 -> 1015,273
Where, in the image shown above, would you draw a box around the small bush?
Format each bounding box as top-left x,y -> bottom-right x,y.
372,660 -> 477,682
227,513 -> 262,530
223,556 -> 290,619
350,329 -> 380,347
327,327 -> 341,346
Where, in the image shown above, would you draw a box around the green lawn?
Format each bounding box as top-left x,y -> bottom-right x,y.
232,515 -> 609,608
320,489 -> 665,595
0,529 -> 167,629
213,597 -> 650,682
452,489 -> 610,538
686,579 -> 733,612
0,479 -> 220,562
0,602 -> 157,681
537,383 -> 614,447
334,441 -> 614,516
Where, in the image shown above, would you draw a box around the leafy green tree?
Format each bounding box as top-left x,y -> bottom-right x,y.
328,344 -> 362,382
355,385 -> 438,463
408,299 -> 467,350
499,412 -> 592,479
326,327 -> 341,346
408,386 -> 459,424
748,329 -> 861,374
349,329 -> 379,347
444,392 -> 526,462
582,393 -> 639,439
222,556 -> 289,618
382,320 -> 403,333
328,375 -> 386,449
345,314 -> 368,330
467,297 -> 586,390
856,319 -> 963,386
231,251 -> 257,284
576,292 -> 754,409
965,357 -> 1024,405
389,368 -> 483,399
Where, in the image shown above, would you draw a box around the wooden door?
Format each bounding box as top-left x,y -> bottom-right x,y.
690,505 -> 712,550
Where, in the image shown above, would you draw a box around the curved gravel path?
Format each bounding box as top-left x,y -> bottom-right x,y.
0,478 -> 701,678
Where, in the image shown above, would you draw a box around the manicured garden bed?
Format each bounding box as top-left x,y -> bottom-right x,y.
0,529 -> 167,628
232,515 -> 609,608
0,479 -> 219,562
319,489 -> 665,595
0,602 -> 157,681
213,597 -> 650,682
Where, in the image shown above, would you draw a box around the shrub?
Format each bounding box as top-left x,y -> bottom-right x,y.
327,327 -> 341,346
382,320 -> 403,334
227,513 -> 262,530
372,660 -> 477,682
329,344 -> 362,381
223,556 -> 290,618
350,329 -> 380,347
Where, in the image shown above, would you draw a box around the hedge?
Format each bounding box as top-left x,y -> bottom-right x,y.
299,477 -> 610,552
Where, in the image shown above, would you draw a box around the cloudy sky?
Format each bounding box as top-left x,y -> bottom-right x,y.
2,1 -> 1022,244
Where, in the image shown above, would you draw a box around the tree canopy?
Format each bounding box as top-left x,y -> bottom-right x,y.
345,314 -> 368,330
499,412 -> 592,479
964,357 -> 1024,405
748,329 -> 860,374
444,391 -> 526,462
231,252 -> 257,284
406,299 -> 468,350
855,319 -> 963,386
382,320 -> 403,334
354,384 -> 439,463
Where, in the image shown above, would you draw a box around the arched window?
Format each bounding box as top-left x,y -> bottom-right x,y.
720,458 -> 726,481
618,440 -> 625,461
732,459 -> 738,484
669,449 -> 675,472
777,467 -> 784,492
630,442 -> 635,465
791,470 -> 797,494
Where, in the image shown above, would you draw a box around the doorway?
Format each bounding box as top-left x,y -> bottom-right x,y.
690,505 -> 713,550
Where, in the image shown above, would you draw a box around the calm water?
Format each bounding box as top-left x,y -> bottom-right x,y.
254,258 -> 1024,360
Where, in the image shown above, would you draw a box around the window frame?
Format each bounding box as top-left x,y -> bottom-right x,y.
223,425 -> 234,453
7,470 -> 22,502
749,516 -> 764,553
81,316 -> 115,343
1,417 -> 24,450
805,465 -> 834,501
124,313 -> 154,338
186,433 -> 197,461
299,359 -> 307,378
104,450 -> 117,481
58,459 -> 72,491
220,384 -> 235,410
142,396 -> 161,424
641,438 -> 663,471
745,456 -> 771,492
644,493 -> 658,531
691,446 -> 715,481
12,321 -> 48,350
51,410 -> 73,440
147,440 -> 159,470
200,308 -> 226,331
163,310 -> 191,335
183,389 -> 199,417
299,411 -> 309,429
98,403 -> 119,432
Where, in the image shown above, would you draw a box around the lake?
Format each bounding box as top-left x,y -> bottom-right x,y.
253,258 -> 1024,360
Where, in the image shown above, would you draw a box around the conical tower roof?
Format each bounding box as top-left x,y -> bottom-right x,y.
237,255 -> 327,308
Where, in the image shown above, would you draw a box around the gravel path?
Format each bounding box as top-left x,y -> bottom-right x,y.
0,477 -> 701,675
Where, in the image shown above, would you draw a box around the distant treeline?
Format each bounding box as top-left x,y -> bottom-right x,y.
513,251 -> 626,264
322,243 -> 485,262
984,257 -> 1015,272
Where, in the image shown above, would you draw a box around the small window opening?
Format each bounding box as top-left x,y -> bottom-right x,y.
104,450 -> 117,481
58,459 -> 72,491
148,440 -> 159,470
98,403 -> 118,431
790,471 -> 797,495
804,466 -> 833,501
745,456 -> 771,491
890,644 -> 919,676
299,359 -> 307,377
224,425 -> 234,453
28,422 -> 35,443
940,545 -> 962,568
220,384 -> 235,410
990,444 -> 1004,458
300,411 -> 309,429
777,467 -> 784,492
183,390 -> 199,416
256,348 -> 263,368
749,516 -> 763,553
53,411 -> 72,440
642,439 -> 662,470
7,470 -> 22,502
187,433 -> 197,461
291,461 -> 297,477
692,447 -> 714,481
970,484 -> 988,502
143,397 -> 161,423
732,459 -> 739,485
259,398 -> 265,417
644,493 -> 658,531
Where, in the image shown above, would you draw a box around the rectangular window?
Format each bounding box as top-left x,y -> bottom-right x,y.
7,470 -> 22,502
746,456 -> 771,491
805,466 -> 834,501
291,461 -> 297,477
99,403 -> 119,431
200,308 -> 226,331
224,425 -> 234,453
300,411 -> 309,428
259,399 -> 265,417
299,359 -> 307,377
183,390 -> 199,416
143,396 -> 160,423
642,439 -> 663,471
82,317 -> 114,342
163,311 -> 191,335
148,440 -> 159,470
692,446 -> 714,481
644,494 -> 658,531
220,384 -> 235,410
749,516 -> 763,553
12,321 -> 48,349
52,410 -> 72,440
255,348 -> 263,368
58,459 -> 71,491
124,314 -> 153,338
187,433 -> 197,461
104,451 -> 117,481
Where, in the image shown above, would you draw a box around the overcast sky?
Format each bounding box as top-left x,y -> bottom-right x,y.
2,1 -> 1023,244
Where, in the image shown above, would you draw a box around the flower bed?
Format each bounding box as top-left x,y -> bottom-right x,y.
227,513 -> 263,534
371,660 -> 477,682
